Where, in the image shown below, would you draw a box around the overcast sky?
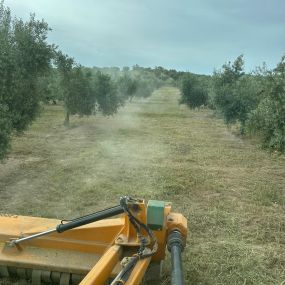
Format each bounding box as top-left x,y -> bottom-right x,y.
5,0 -> 285,74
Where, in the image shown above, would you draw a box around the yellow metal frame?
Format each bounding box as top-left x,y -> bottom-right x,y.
0,200 -> 187,284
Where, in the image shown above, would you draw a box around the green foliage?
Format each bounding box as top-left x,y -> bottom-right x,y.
213,55 -> 261,131
134,77 -> 155,99
214,76 -> 259,126
116,74 -> 138,103
132,70 -> 164,99
57,53 -> 120,124
0,104 -> 12,160
94,72 -> 119,116
215,55 -> 245,86
37,69 -> 64,103
212,54 -> 285,152
179,74 -> 208,108
247,56 -> 285,152
57,52 -> 97,124
92,64 -> 178,101
67,68 -> 95,116
0,2 -> 53,158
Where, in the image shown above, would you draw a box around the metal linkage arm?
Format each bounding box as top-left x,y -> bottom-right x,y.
10,205 -> 124,246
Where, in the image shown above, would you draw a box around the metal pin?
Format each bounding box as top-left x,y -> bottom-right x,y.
9,228 -> 57,246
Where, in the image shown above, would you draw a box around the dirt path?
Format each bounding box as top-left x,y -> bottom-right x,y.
0,87 -> 284,284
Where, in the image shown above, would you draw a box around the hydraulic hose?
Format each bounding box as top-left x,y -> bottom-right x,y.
167,231 -> 185,285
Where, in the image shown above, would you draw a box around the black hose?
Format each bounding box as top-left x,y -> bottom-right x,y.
111,197 -> 157,285
56,205 -> 124,233
167,231 -> 185,285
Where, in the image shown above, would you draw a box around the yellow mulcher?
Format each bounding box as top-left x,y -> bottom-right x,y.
0,197 -> 187,285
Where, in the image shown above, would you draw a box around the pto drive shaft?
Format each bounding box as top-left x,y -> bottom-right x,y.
10,205 -> 124,246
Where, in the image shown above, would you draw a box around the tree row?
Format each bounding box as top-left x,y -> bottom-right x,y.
0,3 -> 173,160
179,55 -> 285,153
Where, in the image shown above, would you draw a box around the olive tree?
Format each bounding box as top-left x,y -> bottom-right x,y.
0,2 -> 53,159
179,74 -> 208,108
57,53 -> 120,125
247,56 -> 285,152
94,71 -> 120,115
116,74 -> 138,103
213,55 -> 260,132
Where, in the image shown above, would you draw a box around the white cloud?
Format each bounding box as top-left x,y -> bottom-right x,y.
5,0 -> 285,73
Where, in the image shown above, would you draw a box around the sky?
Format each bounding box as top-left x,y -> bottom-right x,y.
5,0 -> 285,74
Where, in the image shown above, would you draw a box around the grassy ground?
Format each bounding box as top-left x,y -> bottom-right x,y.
0,87 -> 284,285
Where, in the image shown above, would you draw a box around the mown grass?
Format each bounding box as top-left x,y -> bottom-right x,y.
0,87 -> 284,284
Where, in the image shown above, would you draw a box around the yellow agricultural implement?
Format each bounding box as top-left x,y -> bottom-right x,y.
0,197 -> 187,285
